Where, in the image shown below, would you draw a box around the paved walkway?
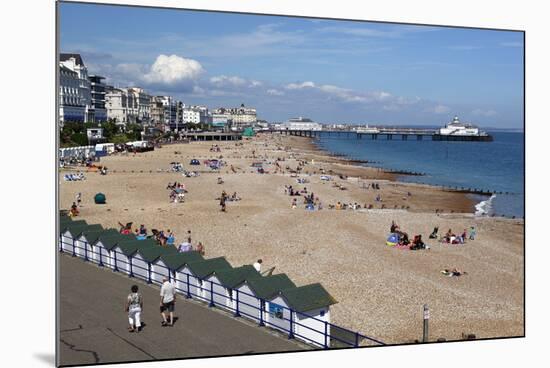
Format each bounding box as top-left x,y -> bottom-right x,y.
58,254 -> 307,366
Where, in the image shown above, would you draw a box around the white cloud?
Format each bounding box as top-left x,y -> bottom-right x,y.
472,108 -> 497,117
285,81 -> 316,90
266,89 -> 285,96
426,104 -> 451,114
209,75 -> 247,87
249,80 -> 263,87
143,54 -> 204,85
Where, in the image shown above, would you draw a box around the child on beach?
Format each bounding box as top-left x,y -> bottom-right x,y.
469,226 -> 476,240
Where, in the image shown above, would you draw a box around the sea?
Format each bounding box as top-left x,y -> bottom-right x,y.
313,131 -> 524,218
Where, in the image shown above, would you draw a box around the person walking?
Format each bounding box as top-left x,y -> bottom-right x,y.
76,192 -> 82,207
160,277 -> 176,326
125,285 -> 143,333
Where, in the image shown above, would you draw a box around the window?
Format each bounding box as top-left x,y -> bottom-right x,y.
269,302 -> 284,319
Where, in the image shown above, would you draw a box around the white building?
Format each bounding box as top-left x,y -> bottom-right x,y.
60,53 -> 92,122
106,87 -> 133,126
214,105 -> 257,131
182,105 -> 211,125
126,87 -> 151,125
59,65 -> 86,124
283,117 -> 323,131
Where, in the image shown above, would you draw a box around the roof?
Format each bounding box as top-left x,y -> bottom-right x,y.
159,252 -> 204,270
61,220 -> 87,231
243,274 -> 297,300
113,239 -> 141,257
93,233 -> 134,250
63,224 -> 103,238
60,53 -> 85,66
186,257 -> 232,279
212,265 -> 261,289
135,246 -> 177,263
78,228 -> 119,245
275,283 -> 338,313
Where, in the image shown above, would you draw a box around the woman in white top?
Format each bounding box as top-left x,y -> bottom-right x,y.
126,285 -> 143,333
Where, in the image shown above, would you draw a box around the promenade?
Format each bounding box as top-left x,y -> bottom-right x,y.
58,254 -> 307,366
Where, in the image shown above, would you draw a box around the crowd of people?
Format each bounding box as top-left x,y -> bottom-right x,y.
116,222 -> 206,256
166,182 -> 187,203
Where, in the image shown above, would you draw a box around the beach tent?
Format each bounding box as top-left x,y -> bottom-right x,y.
94,193 -> 106,204
268,283 -> 338,347
234,274 -> 296,324
386,233 -> 400,247
131,246 -> 177,283
204,265 -> 261,310
179,257 -> 232,301
242,127 -> 255,137
158,252 -> 205,293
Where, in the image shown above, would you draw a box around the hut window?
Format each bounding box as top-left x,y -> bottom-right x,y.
269,303 -> 284,319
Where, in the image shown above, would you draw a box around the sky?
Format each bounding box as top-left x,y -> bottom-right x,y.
59,2 -> 524,128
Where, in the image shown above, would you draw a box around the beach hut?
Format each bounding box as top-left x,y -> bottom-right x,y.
76,228 -> 121,265
74,228 -> 116,262
131,245 -> 177,283
234,274 -> 296,324
267,283 -> 337,347
179,257 -> 232,302
60,222 -> 103,256
110,238 -> 154,276
203,265 -> 261,310
154,251 -> 204,289
92,232 -> 134,268
59,220 -> 87,251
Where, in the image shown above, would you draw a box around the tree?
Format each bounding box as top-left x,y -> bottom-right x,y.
111,134 -> 129,144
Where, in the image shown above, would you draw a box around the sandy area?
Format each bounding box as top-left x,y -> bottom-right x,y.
59,133 -> 524,344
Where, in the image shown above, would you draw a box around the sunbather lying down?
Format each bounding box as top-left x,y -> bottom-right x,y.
441,268 -> 467,277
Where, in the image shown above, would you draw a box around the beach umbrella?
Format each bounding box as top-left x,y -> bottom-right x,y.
386,233 -> 399,247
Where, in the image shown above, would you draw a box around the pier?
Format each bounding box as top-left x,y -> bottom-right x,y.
271,129 -> 493,142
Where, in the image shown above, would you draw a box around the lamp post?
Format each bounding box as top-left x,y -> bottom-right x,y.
422,304 -> 429,343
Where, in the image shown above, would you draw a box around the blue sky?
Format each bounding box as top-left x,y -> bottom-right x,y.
59,2 -> 524,128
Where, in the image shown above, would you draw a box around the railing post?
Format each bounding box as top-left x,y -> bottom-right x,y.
98,247 -> 103,267
209,280 -> 214,307
234,289 -> 241,317
147,262 -> 152,284
259,301 -> 265,327
129,256 -> 134,277
84,241 -> 88,262
288,309 -> 294,339
324,321 -> 329,349
186,274 -> 191,298
113,250 -> 118,272
59,237 -> 63,253
355,332 -> 359,347
72,238 -> 76,257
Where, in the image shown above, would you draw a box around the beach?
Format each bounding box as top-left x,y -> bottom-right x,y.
59,133 -> 524,345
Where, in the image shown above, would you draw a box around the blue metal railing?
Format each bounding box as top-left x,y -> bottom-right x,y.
59,237 -> 384,348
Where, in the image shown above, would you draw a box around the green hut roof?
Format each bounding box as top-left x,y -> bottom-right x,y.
78,228 -> 119,245
135,246 -> 177,263
276,283 -> 338,313
114,239 -> 156,257
61,220 -> 88,232
186,257 -> 232,279
159,252 -> 204,270
243,274 -> 297,300
62,224 -> 103,238
93,233 -> 135,250
213,265 -> 261,289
